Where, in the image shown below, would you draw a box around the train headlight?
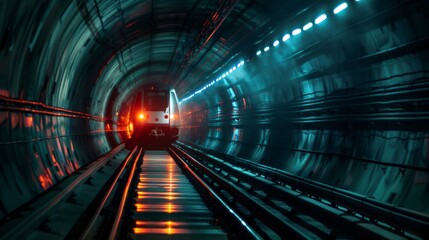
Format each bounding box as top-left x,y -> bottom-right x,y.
138,113 -> 149,121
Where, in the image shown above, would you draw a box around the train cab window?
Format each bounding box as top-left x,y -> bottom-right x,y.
144,91 -> 168,111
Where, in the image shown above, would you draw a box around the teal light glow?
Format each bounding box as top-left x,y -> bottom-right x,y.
333,2 -> 348,14
315,14 -> 327,24
180,0 -> 363,104
292,28 -> 302,36
273,40 -> 280,47
282,34 -> 290,42
303,22 -> 313,31
180,59 -> 246,103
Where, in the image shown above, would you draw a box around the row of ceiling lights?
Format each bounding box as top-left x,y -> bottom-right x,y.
179,60 -> 245,103
180,1 -> 357,104
256,1 -> 352,56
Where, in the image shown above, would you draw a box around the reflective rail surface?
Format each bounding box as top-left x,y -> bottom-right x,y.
3,142 -> 425,239
129,150 -> 227,240
175,142 -> 429,239
0,143 -> 127,240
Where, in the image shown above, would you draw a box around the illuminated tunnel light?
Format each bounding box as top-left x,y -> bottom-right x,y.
273,40 -> 280,47
180,58 -> 246,103
333,2 -> 348,14
180,0 -> 356,104
303,22 -> 313,31
282,34 -> 290,42
292,28 -> 302,36
315,14 -> 327,24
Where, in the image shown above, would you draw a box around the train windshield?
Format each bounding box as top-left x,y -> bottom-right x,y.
144,91 -> 168,111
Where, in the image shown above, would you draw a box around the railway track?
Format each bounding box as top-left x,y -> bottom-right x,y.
1,141 -> 427,239
0,144 -> 254,239
173,142 -> 429,239
0,143 -> 128,239
76,147 -> 255,239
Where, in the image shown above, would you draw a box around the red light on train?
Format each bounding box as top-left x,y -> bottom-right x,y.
164,114 -> 169,119
137,113 -> 150,121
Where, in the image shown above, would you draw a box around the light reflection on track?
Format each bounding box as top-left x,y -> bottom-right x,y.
131,150 -> 227,239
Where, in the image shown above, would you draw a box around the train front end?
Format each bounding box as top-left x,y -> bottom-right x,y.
132,88 -> 180,146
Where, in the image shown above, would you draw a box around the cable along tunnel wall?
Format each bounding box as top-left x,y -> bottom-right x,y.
0,0 -> 126,219
0,109 -> 125,219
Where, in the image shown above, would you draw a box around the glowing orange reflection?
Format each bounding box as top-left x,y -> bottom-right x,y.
24,115 -> 33,128
166,202 -> 174,213
136,192 -> 178,200
38,172 -> 53,190
48,143 -> 65,178
133,221 -> 194,234
127,122 -> 134,137
166,162 -> 175,211
134,156 -> 180,234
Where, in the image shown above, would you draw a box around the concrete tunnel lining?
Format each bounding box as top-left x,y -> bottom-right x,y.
0,0 -> 428,220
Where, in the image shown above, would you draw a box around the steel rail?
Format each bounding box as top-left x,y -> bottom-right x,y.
0,143 -> 125,240
177,142 -> 429,239
168,146 -> 262,239
108,147 -> 143,240
78,146 -> 140,239
178,145 -> 390,239
169,145 -> 311,239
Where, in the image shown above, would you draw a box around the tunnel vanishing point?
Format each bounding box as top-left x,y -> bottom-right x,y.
0,0 -> 428,238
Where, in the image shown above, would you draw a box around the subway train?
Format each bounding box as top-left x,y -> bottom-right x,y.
130,86 -> 180,145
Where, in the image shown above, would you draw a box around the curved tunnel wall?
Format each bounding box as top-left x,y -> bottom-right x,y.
0,114 -> 116,219
180,1 -> 429,213
0,0 -> 428,220
0,1 -> 124,218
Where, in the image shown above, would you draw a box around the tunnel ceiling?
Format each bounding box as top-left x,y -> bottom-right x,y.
1,0 -> 429,224
63,0 -> 317,113
0,0 -> 321,116
77,0 -> 316,94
